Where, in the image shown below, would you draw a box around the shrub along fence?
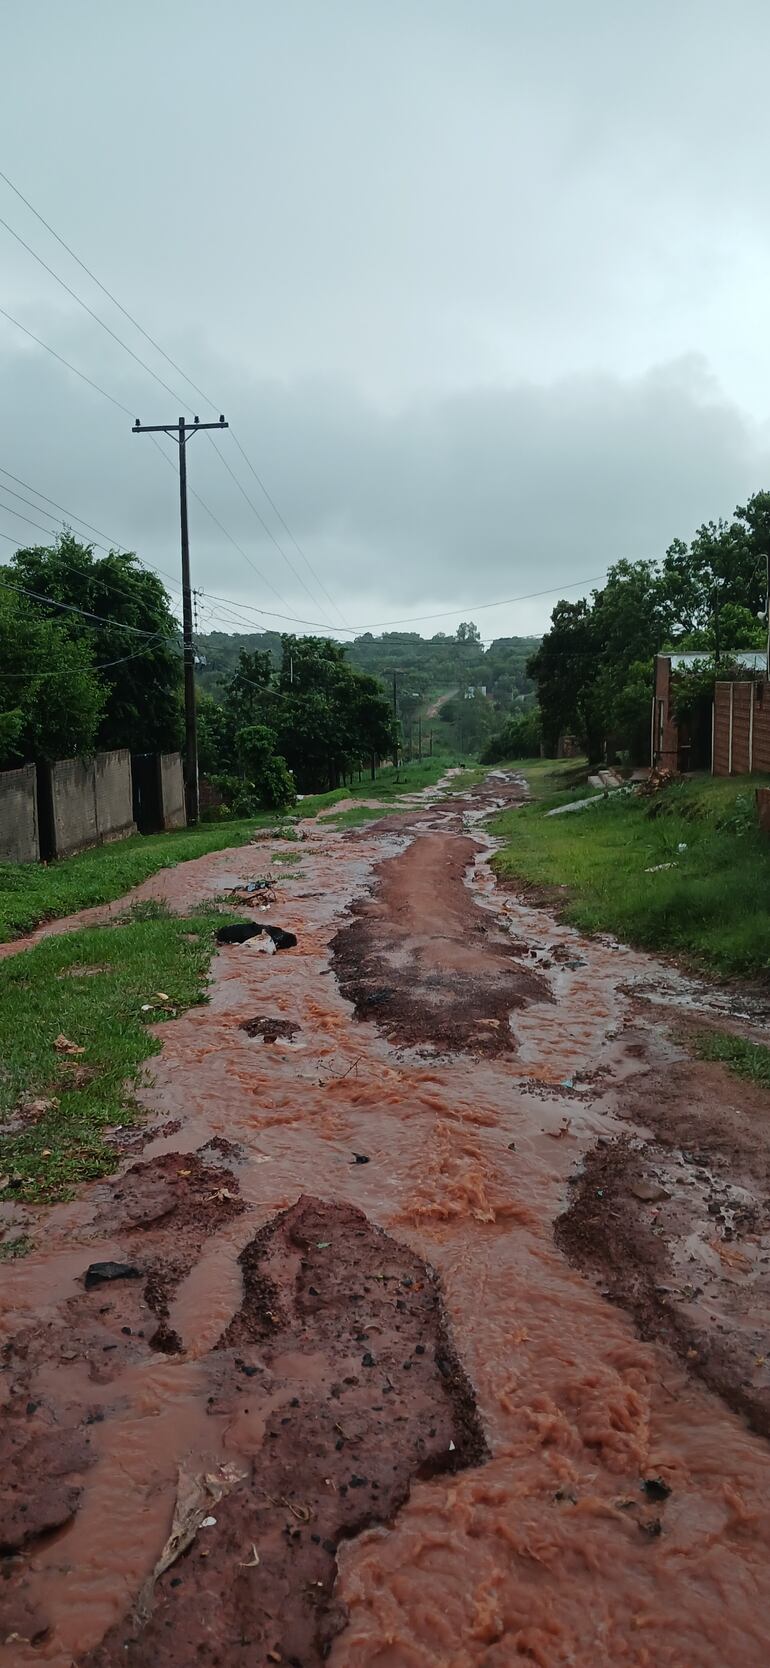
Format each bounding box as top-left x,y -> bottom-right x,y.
0,750 -> 185,863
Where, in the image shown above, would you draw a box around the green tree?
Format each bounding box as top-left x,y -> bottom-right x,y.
0,579 -> 105,768
10,535 -> 182,753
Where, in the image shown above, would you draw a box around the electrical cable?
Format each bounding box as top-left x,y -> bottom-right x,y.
0,167 -> 350,626
0,572 -> 180,639
0,304 -> 135,416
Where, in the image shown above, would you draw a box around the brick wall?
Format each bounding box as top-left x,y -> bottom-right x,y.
713,680 -> 770,775
652,656 -> 680,768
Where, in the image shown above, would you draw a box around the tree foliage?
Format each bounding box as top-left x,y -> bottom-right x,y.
0,580 -> 105,769
202,636 -> 397,805
9,536 -> 182,755
527,492 -> 770,764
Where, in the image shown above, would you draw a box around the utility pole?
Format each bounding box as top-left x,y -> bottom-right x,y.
132,413 -> 227,824
392,670 -> 399,766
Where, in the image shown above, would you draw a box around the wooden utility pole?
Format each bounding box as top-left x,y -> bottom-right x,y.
131,413 -> 228,823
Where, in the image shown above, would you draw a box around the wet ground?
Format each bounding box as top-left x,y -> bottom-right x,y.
2,771 -> 770,1666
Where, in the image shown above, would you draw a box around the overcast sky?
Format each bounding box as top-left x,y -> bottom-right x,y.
1,0 -> 770,643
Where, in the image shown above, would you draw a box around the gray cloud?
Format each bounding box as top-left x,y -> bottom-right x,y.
1,1 -> 770,640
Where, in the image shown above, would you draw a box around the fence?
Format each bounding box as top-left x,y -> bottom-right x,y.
0,749 -> 185,864
713,680 -> 770,776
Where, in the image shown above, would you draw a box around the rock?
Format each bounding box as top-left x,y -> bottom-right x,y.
628,1179 -> 671,1204
83,1261 -> 143,1290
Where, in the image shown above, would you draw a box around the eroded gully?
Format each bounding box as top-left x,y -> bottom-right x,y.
2,774 -> 770,1666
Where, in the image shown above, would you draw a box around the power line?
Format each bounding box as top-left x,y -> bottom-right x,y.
0,497 -> 57,541
1,630 -> 181,680
0,304 -> 134,416
0,167 -> 349,627
358,574 -> 610,629
0,468 -> 121,553
0,164 -> 213,411
206,435 -> 328,621
0,573 -> 180,639
229,430 -> 351,630
0,209 -> 188,408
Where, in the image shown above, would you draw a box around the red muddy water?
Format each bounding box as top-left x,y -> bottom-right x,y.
2,773 -> 770,1666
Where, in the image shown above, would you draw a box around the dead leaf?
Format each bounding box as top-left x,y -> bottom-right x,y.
54,1034 -> 85,1056
238,1543 -> 260,1568
41,1149 -> 52,1158
709,1237 -> 752,1273
135,1463 -> 247,1623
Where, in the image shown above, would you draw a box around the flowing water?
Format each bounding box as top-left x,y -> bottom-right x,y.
2,780 -> 769,1666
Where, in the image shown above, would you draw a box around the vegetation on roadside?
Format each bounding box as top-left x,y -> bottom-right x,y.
0,903 -> 224,1202
0,818 -> 270,942
685,1028 -> 770,1088
491,769 -> 770,977
525,491 -> 770,764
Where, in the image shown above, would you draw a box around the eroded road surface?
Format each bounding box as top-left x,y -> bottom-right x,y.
2,772 -> 770,1666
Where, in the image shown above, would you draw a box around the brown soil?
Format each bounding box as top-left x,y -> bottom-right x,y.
557,1035 -> 770,1440
84,1196 -> 486,1667
332,833 -> 549,1054
5,771 -> 770,1667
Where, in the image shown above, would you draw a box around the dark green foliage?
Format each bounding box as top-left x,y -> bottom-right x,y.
0,579 -> 105,767
481,707 -> 541,763
528,491 -> 770,764
204,636 -> 397,798
3,535 -> 183,761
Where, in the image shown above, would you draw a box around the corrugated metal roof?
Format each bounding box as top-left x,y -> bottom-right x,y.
668,649 -> 766,671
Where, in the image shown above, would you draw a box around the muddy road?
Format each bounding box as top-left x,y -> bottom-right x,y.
2,772 -> 770,1666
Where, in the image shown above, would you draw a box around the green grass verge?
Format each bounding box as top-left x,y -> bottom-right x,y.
0,903 -> 225,1202
686,1028 -> 770,1088
0,819 -> 273,944
491,769 -> 770,978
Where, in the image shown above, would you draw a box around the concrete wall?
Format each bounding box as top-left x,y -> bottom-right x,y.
159,752 -> 186,830
47,749 -> 135,858
0,764 -> 40,863
94,749 -> 135,843
714,680 -> 770,775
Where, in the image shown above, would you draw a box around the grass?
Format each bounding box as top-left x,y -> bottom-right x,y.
0,902 -> 225,1202
491,767 -> 770,978
0,818 -> 272,943
687,1028 -> 770,1088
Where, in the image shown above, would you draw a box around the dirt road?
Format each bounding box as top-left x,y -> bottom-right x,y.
2,773 -> 770,1666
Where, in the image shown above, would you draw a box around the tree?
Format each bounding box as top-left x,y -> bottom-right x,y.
480,708 -> 541,763
10,535 -> 182,753
527,598 -> 599,757
0,578 -> 105,769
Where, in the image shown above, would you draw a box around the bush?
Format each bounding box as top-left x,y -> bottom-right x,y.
481,709 -> 542,764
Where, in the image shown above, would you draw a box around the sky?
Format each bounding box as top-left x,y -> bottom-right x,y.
1,0 -> 770,645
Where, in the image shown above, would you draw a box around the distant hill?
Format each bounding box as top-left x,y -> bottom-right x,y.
195,624 -> 540,711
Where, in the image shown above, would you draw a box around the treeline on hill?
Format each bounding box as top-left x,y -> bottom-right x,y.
483,490 -> 770,767
197,620 -> 540,767
197,621 -> 539,709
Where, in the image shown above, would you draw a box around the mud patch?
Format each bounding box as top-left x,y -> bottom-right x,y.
557,1128 -> 770,1440
332,833 -> 549,1055
239,1016 -> 301,1044
86,1195 -> 486,1667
